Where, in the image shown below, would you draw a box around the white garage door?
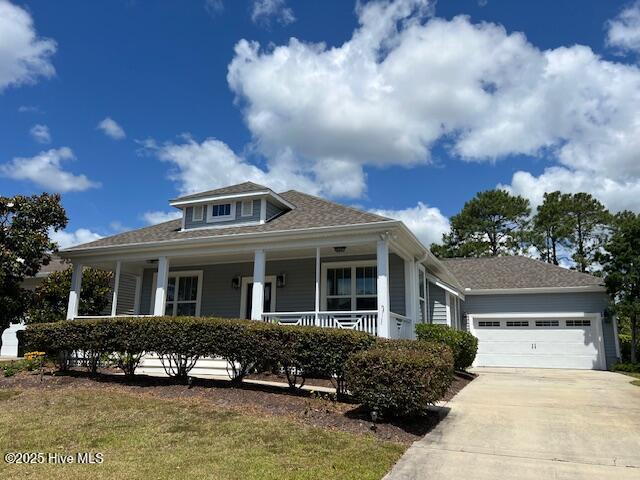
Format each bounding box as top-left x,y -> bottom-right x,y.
471,317 -> 603,370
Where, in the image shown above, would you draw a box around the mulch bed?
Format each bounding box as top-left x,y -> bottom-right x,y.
0,369 -> 475,445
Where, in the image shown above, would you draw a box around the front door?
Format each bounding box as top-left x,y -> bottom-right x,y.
243,281 -> 274,319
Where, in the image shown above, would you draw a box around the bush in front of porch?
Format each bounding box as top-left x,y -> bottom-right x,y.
415,324 -> 478,371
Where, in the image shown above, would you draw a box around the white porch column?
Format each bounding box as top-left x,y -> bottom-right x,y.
377,238 -> 391,338
251,249 -> 266,320
66,263 -> 83,320
153,256 -> 170,316
133,273 -> 142,315
110,260 -> 122,317
315,247 -> 321,325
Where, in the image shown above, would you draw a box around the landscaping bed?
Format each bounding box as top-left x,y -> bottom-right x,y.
0,369 -> 474,445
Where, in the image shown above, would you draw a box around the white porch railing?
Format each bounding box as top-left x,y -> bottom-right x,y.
390,312 -> 414,340
261,311 -> 379,336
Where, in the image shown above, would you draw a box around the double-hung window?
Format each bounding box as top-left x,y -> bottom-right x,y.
207,202 -> 234,222
324,262 -> 377,311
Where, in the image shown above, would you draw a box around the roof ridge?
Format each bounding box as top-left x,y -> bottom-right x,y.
279,190 -> 394,222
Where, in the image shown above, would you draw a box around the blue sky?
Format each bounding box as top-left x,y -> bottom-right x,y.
1,0 -> 639,247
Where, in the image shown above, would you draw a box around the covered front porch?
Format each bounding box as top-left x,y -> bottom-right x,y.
64,233 -> 458,340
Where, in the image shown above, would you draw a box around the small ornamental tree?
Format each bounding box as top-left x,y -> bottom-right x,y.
28,267 -> 113,323
597,211 -> 640,364
0,193 -> 67,329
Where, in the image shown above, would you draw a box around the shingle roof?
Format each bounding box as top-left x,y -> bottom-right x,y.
440,256 -> 604,290
64,190 -> 393,251
171,182 -> 270,202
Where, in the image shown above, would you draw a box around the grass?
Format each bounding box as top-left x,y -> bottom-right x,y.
621,372 -> 640,387
0,388 -> 404,480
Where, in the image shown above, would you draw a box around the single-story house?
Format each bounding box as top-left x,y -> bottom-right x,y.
58,181 -> 619,371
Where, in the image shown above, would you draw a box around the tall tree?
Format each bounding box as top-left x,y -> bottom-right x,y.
597,211 -> 640,364
28,267 -> 113,323
432,190 -> 530,257
0,194 -> 67,329
531,191 -> 572,265
565,193 -> 610,273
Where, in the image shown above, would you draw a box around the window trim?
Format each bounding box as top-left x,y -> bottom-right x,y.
151,270 -> 203,317
321,260 -> 378,311
207,202 -> 235,223
191,205 -> 204,222
241,199 -> 254,217
418,264 -> 427,323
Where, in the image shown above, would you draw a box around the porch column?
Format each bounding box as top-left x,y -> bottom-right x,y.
376,238 -> 391,338
133,272 -> 143,315
153,256 -> 170,316
110,260 -> 122,317
404,258 -> 417,327
66,263 -> 83,320
315,247 -> 320,325
251,249 -> 266,320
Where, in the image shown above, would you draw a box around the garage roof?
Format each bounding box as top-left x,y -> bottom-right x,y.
440,256 -> 605,291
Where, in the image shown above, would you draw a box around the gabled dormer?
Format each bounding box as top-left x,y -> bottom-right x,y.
169,182 -> 295,231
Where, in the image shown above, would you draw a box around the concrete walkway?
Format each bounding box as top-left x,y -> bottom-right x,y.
385,368 -> 640,480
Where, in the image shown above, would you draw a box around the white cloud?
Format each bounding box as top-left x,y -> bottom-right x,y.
142,210 -> 182,225
18,105 -> 40,113
140,135 -> 319,196
0,147 -> 100,192
50,228 -> 103,249
607,1 -> 640,54
29,124 -> 50,144
97,117 -> 126,140
370,202 -> 450,246
0,0 -> 56,92
227,0 -> 640,206
251,0 -> 295,26
204,0 -> 224,17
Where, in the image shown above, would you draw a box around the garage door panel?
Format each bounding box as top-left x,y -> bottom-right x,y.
472,317 -> 602,370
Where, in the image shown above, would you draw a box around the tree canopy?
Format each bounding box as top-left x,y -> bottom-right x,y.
431,190 -> 530,258
531,191 -> 572,265
0,193 -> 67,329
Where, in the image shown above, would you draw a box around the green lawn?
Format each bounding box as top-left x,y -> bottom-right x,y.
0,388 -> 404,480
621,372 -> 640,387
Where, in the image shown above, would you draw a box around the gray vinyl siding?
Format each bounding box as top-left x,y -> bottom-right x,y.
139,253 -> 406,317
462,292 -> 618,369
265,200 -> 284,221
183,199 -> 261,230
429,283 -> 447,325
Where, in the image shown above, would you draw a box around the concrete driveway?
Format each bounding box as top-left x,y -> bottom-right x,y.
385,368 -> 640,480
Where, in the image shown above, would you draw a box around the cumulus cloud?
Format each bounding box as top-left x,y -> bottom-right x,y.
142,210 -> 182,225
0,0 -> 56,92
97,117 -> 126,140
606,1 -> 640,54
140,135 -> 319,196
0,147 -> 100,192
50,228 -> 103,249
204,0 -> 224,17
29,124 -> 50,144
251,0 -> 295,26
226,0 -> 640,207
370,202 -> 450,246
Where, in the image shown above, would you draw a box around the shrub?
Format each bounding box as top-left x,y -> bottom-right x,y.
612,362 -> 640,373
345,342 -> 454,417
415,324 -> 478,370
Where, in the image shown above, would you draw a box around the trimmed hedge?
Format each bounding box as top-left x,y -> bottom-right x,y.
415,324 -> 477,370
345,340 -> 454,417
612,362 -> 640,373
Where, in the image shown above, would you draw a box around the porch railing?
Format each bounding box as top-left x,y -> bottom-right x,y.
389,312 -> 414,340
261,311 -> 379,336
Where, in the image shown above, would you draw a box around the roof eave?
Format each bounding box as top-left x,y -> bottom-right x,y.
463,285 -> 607,295
169,190 -> 296,210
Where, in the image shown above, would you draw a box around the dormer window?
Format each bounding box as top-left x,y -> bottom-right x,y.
241,200 -> 254,217
207,202 -> 234,222
192,205 -> 204,222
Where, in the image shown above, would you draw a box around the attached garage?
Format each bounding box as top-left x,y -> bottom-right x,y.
441,257 -> 620,371
469,314 -> 605,370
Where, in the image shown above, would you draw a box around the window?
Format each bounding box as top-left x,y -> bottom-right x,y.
152,271 -> 202,317
566,320 -> 591,327
241,200 -> 253,217
324,263 -> 377,311
506,321 -> 530,327
207,202 -> 234,222
535,320 -> 559,327
478,321 -> 500,327
192,205 -> 204,222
